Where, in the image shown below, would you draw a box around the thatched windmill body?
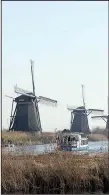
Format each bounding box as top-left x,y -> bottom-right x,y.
6,60 -> 57,133
67,85 -> 104,134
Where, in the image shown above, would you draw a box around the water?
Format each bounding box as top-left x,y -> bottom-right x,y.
2,141 -> 108,156
2,143 -> 57,155
88,140 -> 108,152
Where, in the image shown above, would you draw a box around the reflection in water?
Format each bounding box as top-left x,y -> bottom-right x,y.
2,141 -> 108,156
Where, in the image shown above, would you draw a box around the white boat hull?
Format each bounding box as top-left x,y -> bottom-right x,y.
58,145 -> 89,151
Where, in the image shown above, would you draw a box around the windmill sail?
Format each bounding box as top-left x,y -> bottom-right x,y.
92,115 -> 108,126
5,95 -> 14,99
106,115 -> 109,130
14,85 -> 35,98
88,109 -> 104,113
91,115 -> 109,137
39,96 -> 57,106
30,60 -> 35,96
92,115 -> 107,118
9,104 -> 17,130
81,85 -> 86,108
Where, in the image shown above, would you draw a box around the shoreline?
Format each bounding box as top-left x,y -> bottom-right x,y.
2,131 -> 108,147
87,134 -> 108,141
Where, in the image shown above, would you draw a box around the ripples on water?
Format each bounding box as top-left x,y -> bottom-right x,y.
2,141 -> 108,156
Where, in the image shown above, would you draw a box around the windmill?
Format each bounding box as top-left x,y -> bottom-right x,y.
67,85 -> 104,134
6,60 -> 57,133
91,115 -> 109,136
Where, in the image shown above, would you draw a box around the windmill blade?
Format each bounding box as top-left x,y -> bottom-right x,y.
81,85 -> 86,108
5,95 -> 15,100
14,85 -> 35,98
92,115 -> 107,119
92,115 -> 107,123
30,60 -> 35,96
39,96 -> 57,107
88,108 -> 104,113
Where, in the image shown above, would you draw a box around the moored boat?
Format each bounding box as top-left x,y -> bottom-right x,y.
56,130 -> 88,151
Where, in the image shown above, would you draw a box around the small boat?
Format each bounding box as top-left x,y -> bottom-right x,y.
56,130 -> 88,151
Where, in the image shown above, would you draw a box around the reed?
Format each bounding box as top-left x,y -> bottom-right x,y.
2,131 -> 108,147
2,131 -> 56,146
87,134 -> 108,141
2,152 -> 109,194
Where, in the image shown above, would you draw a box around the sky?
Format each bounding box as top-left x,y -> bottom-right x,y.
2,1 -> 108,131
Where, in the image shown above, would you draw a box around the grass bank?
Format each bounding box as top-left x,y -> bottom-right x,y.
87,134 -> 108,141
2,131 -> 108,147
2,152 -> 109,194
2,131 -> 56,146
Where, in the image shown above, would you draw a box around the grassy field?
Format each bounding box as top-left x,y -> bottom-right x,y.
2,151 -> 109,194
2,131 -> 108,146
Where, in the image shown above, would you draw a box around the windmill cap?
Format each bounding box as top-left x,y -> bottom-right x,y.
72,106 -> 86,113
15,94 -> 35,102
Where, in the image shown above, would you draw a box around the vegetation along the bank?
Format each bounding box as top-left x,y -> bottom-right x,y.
2,151 -> 109,194
2,131 -> 56,146
2,129 -> 108,147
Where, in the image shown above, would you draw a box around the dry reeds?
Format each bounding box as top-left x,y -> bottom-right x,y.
2,151 -> 109,194
2,131 -> 56,146
87,134 -> 108,141
2,131 -> 108,147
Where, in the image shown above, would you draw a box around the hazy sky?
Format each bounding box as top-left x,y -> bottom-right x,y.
2,1 -> 108,131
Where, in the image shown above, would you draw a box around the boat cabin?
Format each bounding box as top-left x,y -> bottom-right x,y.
56,131 -> 88,151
